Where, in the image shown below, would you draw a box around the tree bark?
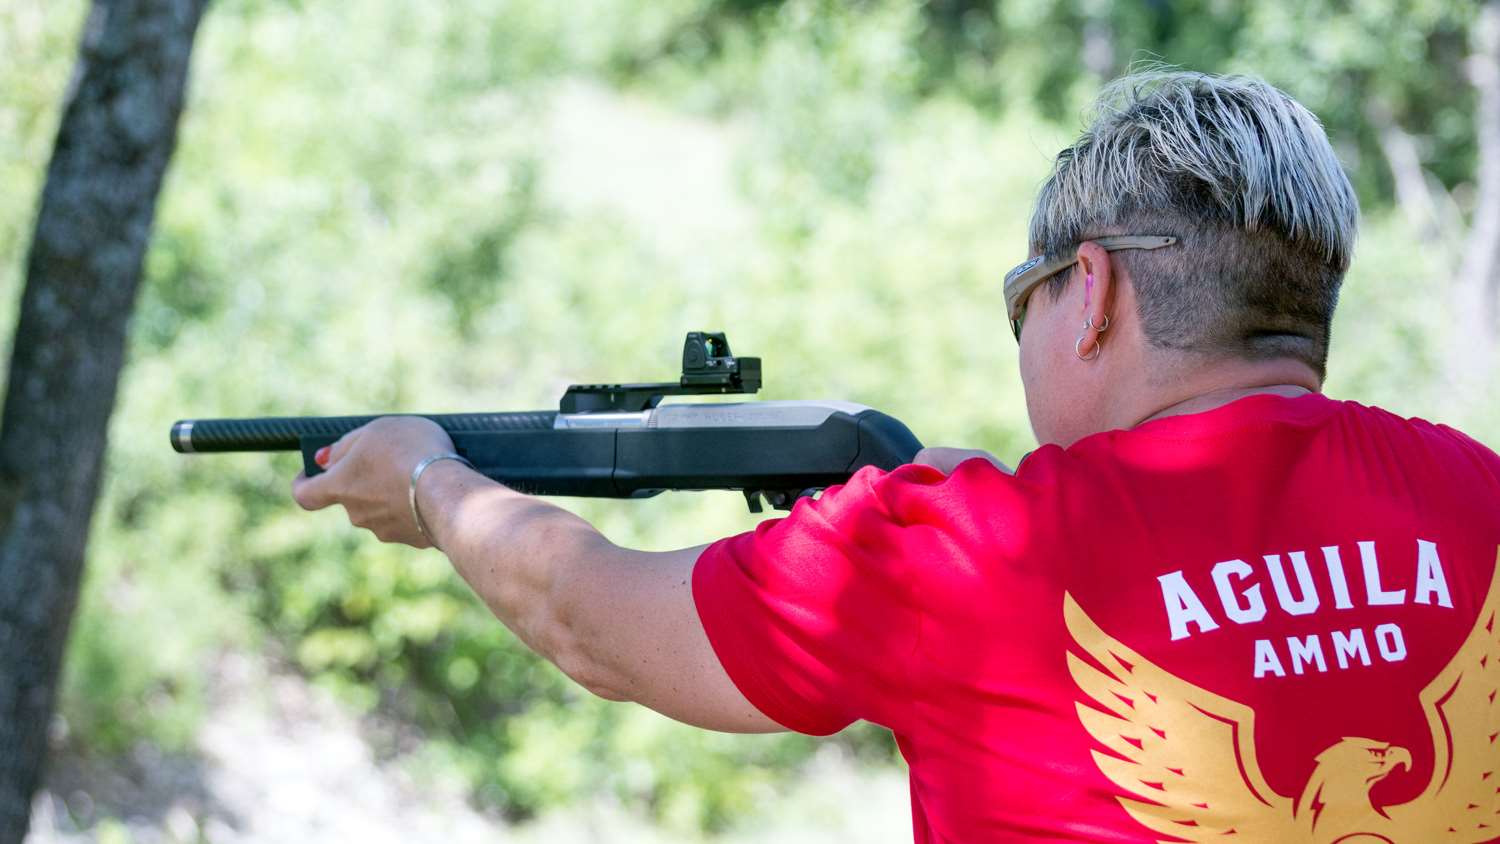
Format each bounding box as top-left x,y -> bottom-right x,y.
1454,0 -> 1500,383
0,0 -> 208,840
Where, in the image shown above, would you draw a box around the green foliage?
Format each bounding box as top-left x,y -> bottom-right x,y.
1230,1 -> 1479,203
0,0 -> 89,366
1,0 -> 1494,836
670,0 -> 1483,210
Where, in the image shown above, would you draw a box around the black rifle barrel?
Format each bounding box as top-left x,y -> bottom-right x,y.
170,411 -> 558,453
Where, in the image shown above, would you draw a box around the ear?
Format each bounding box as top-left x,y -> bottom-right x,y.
1074,241 -> 1114,357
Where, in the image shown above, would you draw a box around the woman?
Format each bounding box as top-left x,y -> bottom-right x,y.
294,71 -> 1500,841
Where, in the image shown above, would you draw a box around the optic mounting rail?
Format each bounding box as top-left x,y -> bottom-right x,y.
559,332 -> 761,414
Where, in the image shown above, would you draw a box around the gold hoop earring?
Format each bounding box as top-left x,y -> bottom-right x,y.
1085,314 -> 1110,332
1075,335 -> 1100,361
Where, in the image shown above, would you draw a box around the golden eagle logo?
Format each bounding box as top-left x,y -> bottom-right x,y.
1066,553 -> 1500,843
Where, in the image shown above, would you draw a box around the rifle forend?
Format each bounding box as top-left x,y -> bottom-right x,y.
170,332 -> 923,512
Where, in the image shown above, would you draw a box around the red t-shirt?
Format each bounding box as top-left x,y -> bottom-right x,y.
692,393 -> 1500,842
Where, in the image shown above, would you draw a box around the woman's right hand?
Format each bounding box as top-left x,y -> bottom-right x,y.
913,447 -> 1012,475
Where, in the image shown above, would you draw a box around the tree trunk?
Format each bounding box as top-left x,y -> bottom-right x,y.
0,0 -> 208,840
1081,2 -> 1117,82
1365,98 -> 1444,244
1454,0 -> 1500,384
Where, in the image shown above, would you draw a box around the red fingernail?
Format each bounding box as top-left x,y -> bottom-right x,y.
315,446 -> 330,467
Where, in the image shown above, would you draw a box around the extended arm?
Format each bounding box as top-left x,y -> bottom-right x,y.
290,416 -> 782,734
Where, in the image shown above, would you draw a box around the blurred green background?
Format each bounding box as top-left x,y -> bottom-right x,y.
4,0 -> 1496,841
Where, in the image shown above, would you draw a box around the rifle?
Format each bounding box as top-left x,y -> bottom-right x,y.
169,332 -> 924,512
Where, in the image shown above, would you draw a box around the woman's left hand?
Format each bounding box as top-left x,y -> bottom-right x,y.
290,415 -> 457,547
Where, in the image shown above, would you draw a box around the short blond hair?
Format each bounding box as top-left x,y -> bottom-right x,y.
1029,71 -> 1360,375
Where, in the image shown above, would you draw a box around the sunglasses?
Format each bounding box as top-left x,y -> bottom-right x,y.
1002,235 -> 1178,341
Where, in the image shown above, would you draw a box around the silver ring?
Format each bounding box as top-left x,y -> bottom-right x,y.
1075,335 -> 1100,361
1085,314 -> 1110,332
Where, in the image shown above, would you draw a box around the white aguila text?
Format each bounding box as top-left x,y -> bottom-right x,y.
1155,540 -> 1452,678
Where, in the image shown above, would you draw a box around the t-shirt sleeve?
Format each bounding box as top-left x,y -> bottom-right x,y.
691,462 -> 945,735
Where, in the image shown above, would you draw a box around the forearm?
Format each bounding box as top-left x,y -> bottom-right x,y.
293,418 -> 772,729
413,459 -> 622,693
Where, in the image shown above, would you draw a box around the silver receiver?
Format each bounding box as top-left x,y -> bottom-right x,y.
649,400 -> 870,428
552,411 -> 651,430
551,400 -> 871,431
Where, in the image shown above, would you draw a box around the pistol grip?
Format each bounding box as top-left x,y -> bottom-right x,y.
299,434 -> 339,477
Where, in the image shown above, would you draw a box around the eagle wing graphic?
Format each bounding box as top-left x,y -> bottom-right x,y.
1064,593 -> 1297,841
1390,549 -> 1500,842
